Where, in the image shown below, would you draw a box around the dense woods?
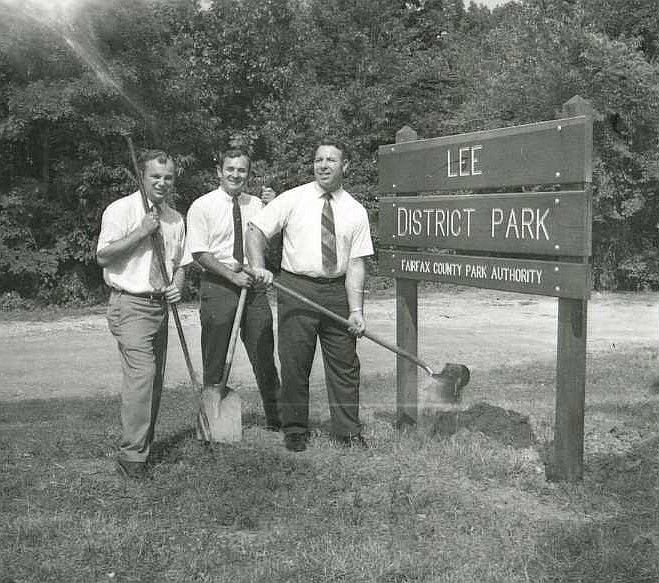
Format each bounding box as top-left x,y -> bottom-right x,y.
1,0 -> 658,306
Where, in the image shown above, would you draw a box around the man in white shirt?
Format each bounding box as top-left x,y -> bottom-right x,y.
97,149 -> 192,479
246,140 -> 373,452
186,148 -> 281,430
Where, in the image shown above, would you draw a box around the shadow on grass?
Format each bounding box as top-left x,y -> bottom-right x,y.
513,350 -> 659,583
149,427 -> 196,464
0,394 -> 117,424
530,434 -> 659,582
3,345 -> 659,582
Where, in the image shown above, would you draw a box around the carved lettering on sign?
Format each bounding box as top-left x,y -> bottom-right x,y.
397,207 -> 476,238
490,208 -> 550,240
447,145 -> 483,178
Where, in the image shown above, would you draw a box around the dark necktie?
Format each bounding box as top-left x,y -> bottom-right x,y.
321,192 -> 337,274
232,195 -> 244,265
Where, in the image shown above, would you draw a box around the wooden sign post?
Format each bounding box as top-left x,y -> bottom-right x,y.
395,125 -> 420,427
378,96 -> 593,481
552,96 -> 593,482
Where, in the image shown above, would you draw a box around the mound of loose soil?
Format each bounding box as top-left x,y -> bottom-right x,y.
422,402 -> 536,448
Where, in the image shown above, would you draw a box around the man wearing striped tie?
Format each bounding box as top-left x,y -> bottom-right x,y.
246,139 -> 374,452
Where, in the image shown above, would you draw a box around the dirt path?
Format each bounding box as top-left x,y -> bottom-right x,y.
1,287 -> 657,402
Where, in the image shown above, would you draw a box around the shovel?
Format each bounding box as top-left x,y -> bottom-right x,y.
197,287 -> 248,442
265,275 -> 470,403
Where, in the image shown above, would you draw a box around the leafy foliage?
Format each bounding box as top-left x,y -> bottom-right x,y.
457,0 -> 659,289
1,0 -> 659,302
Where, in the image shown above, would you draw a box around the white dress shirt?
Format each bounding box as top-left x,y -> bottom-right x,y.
250,181 -> 373,278
97,191 -> 192,293
186,187 -> 266,268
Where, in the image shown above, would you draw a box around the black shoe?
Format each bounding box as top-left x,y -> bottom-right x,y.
333,433 -> 369,449
116,458 -> 150,480
284,433 -> 307,452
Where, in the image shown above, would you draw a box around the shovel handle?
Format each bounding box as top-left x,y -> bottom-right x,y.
266,276 -> 435,376
218,287 -> 248,389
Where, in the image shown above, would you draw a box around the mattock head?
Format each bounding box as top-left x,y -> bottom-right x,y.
432,363 -> 471,404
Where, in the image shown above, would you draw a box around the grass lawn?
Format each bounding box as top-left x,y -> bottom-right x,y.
2,345 -> 659,582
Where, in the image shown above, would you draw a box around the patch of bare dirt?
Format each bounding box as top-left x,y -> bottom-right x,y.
420,402 -> 536,448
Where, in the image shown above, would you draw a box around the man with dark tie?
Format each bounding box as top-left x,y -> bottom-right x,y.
97,149 -> 192,479
185,147 -> 281,431
246,139 -> 374,452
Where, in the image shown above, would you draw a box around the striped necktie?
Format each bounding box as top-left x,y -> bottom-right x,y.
232,195 -> 244,265
321,192 -> 337,274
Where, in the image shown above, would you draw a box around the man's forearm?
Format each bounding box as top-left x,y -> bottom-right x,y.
345,257 -> 366,313
245,224 -> 268,269
193,252 -> 240,283
172,266 -> 186,290
96,227 -> 149,268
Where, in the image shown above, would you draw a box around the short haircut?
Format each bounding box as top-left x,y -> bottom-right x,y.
315,138 -> 351,162
215,146 -> 252,172
138,149 -> 175,174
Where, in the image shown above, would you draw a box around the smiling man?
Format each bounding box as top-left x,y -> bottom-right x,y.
97,149 -> 192,480
185,147 -> 281,431
246,139 -> 374,452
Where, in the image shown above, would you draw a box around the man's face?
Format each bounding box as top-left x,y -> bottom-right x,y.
314,145 -> 348,193
143,158 -> 175,207
218,155 -> 250,197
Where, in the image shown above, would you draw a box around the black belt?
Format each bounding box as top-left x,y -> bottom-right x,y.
281,269 -> 345,285
112,288 -> 165,301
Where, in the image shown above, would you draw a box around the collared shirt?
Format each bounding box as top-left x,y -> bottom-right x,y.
186,187 -> 265,268
97,191 -> 192,293
249,181 -> 373,278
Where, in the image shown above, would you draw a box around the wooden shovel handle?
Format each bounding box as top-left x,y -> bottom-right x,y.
218,287 -> 248,389
246,269 -> 436,376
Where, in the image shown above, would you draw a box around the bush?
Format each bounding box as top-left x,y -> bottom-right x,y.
0,291 -> 34,311
36,270 -> 98,307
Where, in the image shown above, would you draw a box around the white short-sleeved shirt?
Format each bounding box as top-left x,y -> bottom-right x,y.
249,181 -> 373,278
186,188 -> 265,268
97,191 -> 192,293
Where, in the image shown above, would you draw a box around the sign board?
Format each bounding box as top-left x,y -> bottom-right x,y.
378,116 -> 592,193
379,250 -> 590,299
381,100 -> 594,481
379,190 -> 591,257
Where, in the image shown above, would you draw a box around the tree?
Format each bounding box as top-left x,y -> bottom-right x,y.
456,0 -> 659,288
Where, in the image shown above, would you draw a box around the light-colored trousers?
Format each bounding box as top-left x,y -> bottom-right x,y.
107,290 -> 168,463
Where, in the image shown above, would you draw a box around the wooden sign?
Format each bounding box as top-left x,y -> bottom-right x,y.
381,98 -> 594,482
379,250 -> 591,299
378,116 -> 592,193
379,191 -> 591,257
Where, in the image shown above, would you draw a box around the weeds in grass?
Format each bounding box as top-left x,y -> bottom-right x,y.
2,347 -> 659,582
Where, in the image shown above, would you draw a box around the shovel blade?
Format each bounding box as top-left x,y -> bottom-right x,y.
431,363 -> 471,404
196,387 -> 242,443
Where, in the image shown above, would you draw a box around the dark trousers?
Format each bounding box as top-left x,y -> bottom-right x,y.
106,291 -> 168,463
199,274 -> 281,426
277,270 -> 361,437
